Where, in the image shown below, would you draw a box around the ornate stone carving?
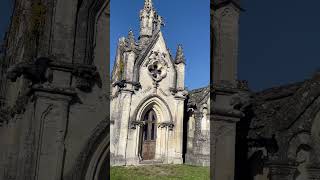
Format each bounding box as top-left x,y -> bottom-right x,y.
158,121 -> 174,130
146,51 -> 168,82
7,57 -> 53,84
113,80 -> 141,90
72,66 -> 102,92
130,120 -> 145,129
6,57 -> 102,92
175,44 -> 185,64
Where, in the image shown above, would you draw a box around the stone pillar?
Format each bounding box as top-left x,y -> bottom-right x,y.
211,84 -> 244,180
187,110 -> 195,151
116,89 -> 133,164
175,44 -> 186,90
173,97 -> 185,164
31,89 -> 73,180
212,1 -> 241,85
212,117 -> 238,180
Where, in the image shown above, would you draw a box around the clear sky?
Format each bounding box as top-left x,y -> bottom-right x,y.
239,0 -> 320,91
110,0 -> 210,90
0,0 -> 13,43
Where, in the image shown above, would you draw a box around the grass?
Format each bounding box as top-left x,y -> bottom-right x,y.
110,164 -> 210,180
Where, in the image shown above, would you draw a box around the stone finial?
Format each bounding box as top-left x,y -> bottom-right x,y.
154,14 -> 164,32
140,0 -> 158,40
125,30 -> 136,51
144,0 -> 153,10
175,44 -> 185,64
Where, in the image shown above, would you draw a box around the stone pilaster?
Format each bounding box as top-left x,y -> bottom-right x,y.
212,1 -> 241,86
172,96 -> 185,164
212,116 -> 239,180
116,89 -> 133,165
30,86 -> 74,180
175,44 -> 186,90
211,83 -> 245,180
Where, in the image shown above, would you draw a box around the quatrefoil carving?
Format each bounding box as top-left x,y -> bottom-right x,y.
147,51 -> 167,82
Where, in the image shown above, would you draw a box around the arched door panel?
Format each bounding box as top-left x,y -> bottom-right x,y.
141,109 -> 157,160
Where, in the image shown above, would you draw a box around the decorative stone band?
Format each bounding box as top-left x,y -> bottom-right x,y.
129,120 -> 145,129
158,121 -> 174,130
129,120 -> 174,131
113,80 -> 142,90
6,57 -> 101,92
0,83 -> 78,126
50,60 -> 101,92
31,84 -> 77,97
169,87 -> 187,95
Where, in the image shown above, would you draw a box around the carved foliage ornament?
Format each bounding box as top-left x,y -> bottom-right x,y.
146,51 -> 168,82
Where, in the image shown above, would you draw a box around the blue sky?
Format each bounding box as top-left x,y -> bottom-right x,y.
239,0 -> 320,91
110,0 -> 210,90
0,0 -> 13,42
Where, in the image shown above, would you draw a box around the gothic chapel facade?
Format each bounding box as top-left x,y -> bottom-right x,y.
111,0 -> 189,165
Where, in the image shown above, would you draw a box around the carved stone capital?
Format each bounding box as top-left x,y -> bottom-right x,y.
113,80 -> 142,91
6,57 -> 102,92
158,121 -> 174,130
130,120 -> 145,129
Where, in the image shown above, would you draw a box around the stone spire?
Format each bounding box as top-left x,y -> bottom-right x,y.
140,0 -> 155,38
139,0 -> 163,45
125,30 -> 136,51
144,0 -> 153,9
175,44 -> 185,64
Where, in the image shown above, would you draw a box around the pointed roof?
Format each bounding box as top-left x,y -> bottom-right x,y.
124,30 -> 136,51
175,44 -> 185,64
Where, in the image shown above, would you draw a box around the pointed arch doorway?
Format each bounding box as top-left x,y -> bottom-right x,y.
140,109 -> 157,160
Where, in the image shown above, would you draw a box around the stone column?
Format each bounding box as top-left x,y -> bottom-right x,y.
211,84 -> 244,180
116,89 -> 133,164
173,97 -> 185,164
187,110 -> 195,151
212,116 -> 239,180
31,89 -> 74,180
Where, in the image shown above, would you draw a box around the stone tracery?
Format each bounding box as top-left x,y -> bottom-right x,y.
146,51 -> 168,82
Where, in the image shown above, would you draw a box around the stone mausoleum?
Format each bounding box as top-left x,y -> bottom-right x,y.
110,0 -> 210,166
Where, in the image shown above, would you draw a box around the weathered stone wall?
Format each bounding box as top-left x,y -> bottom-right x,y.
185,87 -> 210,166
0,0 -> 110,179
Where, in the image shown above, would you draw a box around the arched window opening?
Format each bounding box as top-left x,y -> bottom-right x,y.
143,109 -> 157,141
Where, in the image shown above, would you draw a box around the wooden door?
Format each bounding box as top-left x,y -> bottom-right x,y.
141,109 -> 157,160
